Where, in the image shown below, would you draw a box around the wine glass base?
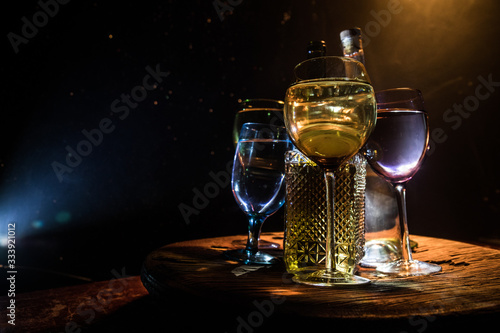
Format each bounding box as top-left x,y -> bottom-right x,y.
223,249 -> 277,265
231,239 -> 280,249
376,260 -> 442,277
291,270 -> 371,286
360,240 -> 401,268
360,239 -> 420,268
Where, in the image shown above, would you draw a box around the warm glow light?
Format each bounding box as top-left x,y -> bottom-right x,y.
270,288 -> 303,296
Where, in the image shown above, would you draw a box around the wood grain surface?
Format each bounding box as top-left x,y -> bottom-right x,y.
2,233 -> 499,333
0,275 -> 148,333
141,232 -> 500,321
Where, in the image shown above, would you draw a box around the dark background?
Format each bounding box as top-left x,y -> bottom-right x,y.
1,0 -> 499,294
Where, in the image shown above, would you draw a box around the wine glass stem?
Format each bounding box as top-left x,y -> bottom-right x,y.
394,183 -> 412,262
324,170 -> 337,273
245,215 -> 266,254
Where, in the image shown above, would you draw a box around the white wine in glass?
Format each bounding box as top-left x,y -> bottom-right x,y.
284,57 -> 377,286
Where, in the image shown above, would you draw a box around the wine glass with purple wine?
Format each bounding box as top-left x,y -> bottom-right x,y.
364,88 -> 441,277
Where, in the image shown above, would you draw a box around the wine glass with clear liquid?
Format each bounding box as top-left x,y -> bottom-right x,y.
231,99 -> 285,250
364,88 -> 442,277
283,56 -> 377,285
224,123 -> 292,264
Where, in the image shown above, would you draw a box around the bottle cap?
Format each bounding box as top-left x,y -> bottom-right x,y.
340,27 -> 362,41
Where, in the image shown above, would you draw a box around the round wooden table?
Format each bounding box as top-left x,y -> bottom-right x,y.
141,232 -> 500,332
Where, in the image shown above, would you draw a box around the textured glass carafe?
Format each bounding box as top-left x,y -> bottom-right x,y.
284,149 -> 366,275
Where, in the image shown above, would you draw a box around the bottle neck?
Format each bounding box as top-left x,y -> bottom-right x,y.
340,28 -> 365,65
342,44 -> 365,65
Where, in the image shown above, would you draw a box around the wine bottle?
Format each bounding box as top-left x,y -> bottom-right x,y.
340,27 -> 403,267
283,40 -> 367,275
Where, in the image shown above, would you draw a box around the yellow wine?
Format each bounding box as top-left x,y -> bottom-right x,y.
285,80 -> 376,168
295,124 -> 362,167
283,80 -> 375,276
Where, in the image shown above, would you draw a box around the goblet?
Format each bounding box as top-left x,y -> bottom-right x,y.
284,56 -> 377,285
364,88 -> 442,276
231,99 -> 285,250
224,123 -> 292,264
